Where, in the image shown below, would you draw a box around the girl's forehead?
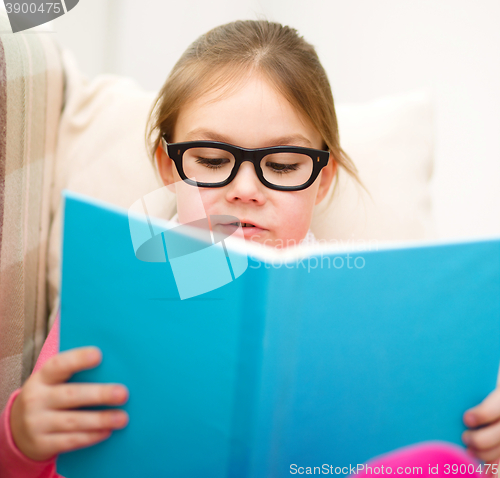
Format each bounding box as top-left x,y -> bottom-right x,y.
189,70 -> 284,109
174,71 -> 323,148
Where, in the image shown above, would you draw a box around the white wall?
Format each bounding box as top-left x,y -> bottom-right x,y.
50,0 -> 114,78
51,0 -> 500,240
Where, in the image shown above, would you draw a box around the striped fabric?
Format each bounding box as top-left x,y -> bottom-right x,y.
0,13 -> 64,411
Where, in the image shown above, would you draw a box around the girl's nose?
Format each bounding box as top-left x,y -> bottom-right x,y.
225,162 -> 266,205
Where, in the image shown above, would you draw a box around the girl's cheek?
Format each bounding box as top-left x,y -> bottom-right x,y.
197,190 -> 221,215
282,196 -> 316,237
175,183 -> 211,223
274,211 -> 307,241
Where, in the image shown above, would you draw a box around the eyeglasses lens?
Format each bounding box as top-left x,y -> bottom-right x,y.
183,147 -> 236,183
260,153 -> 313,187
182,147 -> 313,188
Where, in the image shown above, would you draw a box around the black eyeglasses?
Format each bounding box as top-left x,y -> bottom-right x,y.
161,136 -> 330,191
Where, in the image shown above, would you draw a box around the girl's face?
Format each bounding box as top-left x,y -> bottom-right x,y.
156,71 -> 336,248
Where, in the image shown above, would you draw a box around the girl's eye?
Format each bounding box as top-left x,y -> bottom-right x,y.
265,161 -> 299,174
195,157 -> 231,169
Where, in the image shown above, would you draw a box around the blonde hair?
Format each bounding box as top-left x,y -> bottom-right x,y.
146,19 -> 359,187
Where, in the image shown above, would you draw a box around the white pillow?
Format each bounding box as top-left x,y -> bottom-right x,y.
312,90 -> 435,244
47,50 -> 435,319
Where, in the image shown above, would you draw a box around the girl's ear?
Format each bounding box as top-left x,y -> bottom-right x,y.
314,154 -> 337,205
155,144 -> 176,190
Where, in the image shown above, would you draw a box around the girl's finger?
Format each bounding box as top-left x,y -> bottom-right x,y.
44,410 -> 128,433
44,430 -> 112,456
466,443 -> 500,467
463,419 -> 500,451
465,389 -> 500,428
38,347 -> 102,385
48,383 -> 129,409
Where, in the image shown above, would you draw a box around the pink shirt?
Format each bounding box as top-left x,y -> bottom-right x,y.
0,311 -> 62,478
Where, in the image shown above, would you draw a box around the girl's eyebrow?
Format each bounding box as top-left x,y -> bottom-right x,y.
184,128 -> 313,148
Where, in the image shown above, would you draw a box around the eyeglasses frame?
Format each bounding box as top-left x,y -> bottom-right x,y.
161,136 -> 330,191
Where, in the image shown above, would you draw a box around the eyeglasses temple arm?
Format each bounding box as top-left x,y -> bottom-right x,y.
161,137 -> 168,153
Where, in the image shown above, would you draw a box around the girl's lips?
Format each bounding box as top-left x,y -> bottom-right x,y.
241,225 -> 266,239
213,222 -> 267,240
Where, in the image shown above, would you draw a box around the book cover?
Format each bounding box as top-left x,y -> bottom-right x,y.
57,190 -> 500,477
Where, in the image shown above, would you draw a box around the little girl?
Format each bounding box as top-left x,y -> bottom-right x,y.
1,19 -> 499,478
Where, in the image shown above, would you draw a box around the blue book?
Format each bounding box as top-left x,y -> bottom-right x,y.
57,190 -> 500,478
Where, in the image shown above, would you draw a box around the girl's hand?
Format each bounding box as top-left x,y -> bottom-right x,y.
10,347 -> 129,461
463,389 -> 500,468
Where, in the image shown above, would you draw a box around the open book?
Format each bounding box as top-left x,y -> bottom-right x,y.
57,190 -> 500,478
